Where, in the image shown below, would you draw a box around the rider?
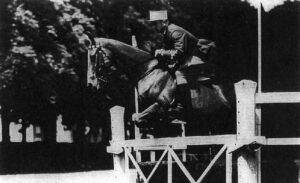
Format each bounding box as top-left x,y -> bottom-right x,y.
149,10 -> 216,122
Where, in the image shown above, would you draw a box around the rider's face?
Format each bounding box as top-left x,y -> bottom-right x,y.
153,20 -> 168,33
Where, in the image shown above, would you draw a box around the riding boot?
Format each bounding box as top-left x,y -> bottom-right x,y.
168,84 -> 192,122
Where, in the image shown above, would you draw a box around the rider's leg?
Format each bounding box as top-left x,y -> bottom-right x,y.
167,71 -> 192,122
176,84 -> 192,121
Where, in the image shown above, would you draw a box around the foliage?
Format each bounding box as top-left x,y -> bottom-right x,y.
0,0 -> 98,137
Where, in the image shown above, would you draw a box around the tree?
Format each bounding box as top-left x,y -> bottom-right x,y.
0,0 -> 99,142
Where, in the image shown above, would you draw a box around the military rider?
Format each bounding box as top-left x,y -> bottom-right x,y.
149,10 -> 216,122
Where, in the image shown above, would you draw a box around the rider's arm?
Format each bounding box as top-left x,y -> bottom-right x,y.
155,30 -> 187,63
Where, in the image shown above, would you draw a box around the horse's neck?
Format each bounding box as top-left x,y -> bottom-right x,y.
96,38 -> 158,82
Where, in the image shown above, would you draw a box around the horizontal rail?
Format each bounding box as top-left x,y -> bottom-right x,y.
108,136 -> 300,155
266,138 -> 300,145
256,92 -> 300,104
134,145 -> 187,151
118,135 -> 236,148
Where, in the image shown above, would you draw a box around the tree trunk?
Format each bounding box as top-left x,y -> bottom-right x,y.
1,106 -> 10,143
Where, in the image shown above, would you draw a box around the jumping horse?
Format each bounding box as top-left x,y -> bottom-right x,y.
87,38 -> 235,136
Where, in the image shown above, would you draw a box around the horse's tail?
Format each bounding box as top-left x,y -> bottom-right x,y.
212,84 -> 234,110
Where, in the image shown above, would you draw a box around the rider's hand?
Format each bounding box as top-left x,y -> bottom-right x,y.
169,61 -> 180,74
155,49 -> 163,58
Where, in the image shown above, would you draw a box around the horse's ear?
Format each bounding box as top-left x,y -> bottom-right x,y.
84,31 -> 96,46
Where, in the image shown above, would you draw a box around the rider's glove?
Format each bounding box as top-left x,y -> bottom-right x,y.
155,49 -> 178,61
169,61 -> 180,74
154,49 -> 164,58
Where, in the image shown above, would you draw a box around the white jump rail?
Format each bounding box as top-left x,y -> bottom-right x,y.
256,92 -> 300,104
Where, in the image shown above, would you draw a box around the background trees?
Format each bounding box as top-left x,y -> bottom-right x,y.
0,0 -> 97,142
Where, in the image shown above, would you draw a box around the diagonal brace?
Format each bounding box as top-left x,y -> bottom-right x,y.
146,148 -> 168,181
124,146 -> 169,183
124,147 -> 147,182
196,145 -> 227,183
168,147 -> 196,183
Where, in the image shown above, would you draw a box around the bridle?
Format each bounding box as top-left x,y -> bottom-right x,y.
89,45 -> 112,90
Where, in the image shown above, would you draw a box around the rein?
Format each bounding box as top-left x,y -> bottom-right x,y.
130,58 -> 160,85
93,44 -> 173,88
96,46 -> 162,85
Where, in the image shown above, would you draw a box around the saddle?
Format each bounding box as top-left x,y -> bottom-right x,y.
175,57 -> 216,86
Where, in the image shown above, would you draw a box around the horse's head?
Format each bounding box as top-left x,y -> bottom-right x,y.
87,38 -> 161,106
87,44 -> 132,106
88,45 -> 116,88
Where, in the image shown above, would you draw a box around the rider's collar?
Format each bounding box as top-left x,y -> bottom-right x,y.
163,25 -> 168,36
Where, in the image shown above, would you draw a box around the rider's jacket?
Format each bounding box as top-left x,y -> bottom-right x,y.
161,24 -> 199,64
159,24 -> 216,66
158,24 -> 217,85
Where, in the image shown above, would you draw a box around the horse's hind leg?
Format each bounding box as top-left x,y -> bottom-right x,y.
211,84 -> 231,109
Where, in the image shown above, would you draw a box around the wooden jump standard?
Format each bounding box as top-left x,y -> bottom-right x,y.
107,80 -> 300,183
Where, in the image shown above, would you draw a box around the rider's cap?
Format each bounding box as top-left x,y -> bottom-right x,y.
148,10 -> 168,21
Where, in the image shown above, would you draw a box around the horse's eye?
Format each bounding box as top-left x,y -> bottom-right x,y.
85,39 -> 91,47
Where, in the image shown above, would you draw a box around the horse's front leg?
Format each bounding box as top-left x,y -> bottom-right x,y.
133,70 -> 177,126
132,102 -> 161,127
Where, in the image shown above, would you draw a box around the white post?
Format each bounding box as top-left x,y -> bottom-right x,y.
168,148 -> 172,183
235,80 -> 258,183
257,3 -> 262,93
226,149 -> 232,183
256,4 -> 263,182
110,106 -> 125,144
109,106 -> 128,181
109,106 -> 138,182
294,160 -> 300,183
132,35 -> 142,162
26,124 -> 34,142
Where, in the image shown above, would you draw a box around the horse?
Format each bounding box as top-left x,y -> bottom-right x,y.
87,38 -> 235,136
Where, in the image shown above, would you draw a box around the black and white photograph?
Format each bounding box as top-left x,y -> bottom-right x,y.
0,0 -> 299,182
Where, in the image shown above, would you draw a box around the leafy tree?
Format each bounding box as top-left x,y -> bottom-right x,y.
0,0 -> 100,142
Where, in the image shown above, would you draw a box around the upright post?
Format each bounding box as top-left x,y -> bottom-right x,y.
256,3 -> 263,183
109,106 -> 128,181
226,148 -> 233,183
168,148 -> 173,183
235,80 -> 258,183
132,35 -> 141,140
257,3 -> 262,93
132,35 -> 142,162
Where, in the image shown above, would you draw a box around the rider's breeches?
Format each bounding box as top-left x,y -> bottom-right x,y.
173,84 -> 192,122
175,55 -> 213,84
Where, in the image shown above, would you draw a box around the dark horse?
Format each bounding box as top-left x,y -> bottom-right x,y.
87,38 -> 235,135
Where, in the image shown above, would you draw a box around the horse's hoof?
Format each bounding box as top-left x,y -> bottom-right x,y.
134,119 -> 148,128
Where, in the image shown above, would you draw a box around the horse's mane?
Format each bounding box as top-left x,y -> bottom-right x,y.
94,38 -> 154,65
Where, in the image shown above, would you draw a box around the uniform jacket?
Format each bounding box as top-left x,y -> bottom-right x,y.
159,24 -> 217,84
161,24 -> 198,64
